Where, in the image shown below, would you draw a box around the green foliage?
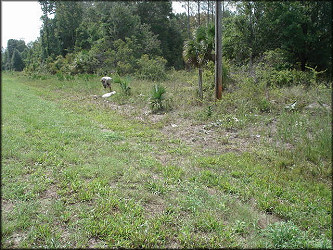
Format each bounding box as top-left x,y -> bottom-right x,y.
113,75 -> 131,96
111,38 -> 137,75
223,2 -> 332,75
257,68 -> 312,88
264,221 -> 331,248
119,81 -> 131,96
11,49 -> 25,71
4,1 -> 331,79
136,54 -> 167,81
102,2 -> 141,42
206,106 -> 213,117
135,1 -> 184,69
183,24 -> 215,100
72,50 -> 99,74
305,66 -> 328,86
150,84 -> 166,112
55,1 -> 83,56
203,59 -> 231,92
266,70 -> 295,87
150,84 -> 170,113
260,49 -> 292,71
183,24 -> 215,68
2,39 -> 27,71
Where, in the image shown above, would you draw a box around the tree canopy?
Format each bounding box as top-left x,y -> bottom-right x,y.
1,1 -> 331,78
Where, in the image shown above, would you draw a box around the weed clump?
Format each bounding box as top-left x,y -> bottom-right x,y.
264,221 -> 331,249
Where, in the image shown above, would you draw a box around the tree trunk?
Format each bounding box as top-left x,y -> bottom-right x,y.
187,0 -> 191,39
198,67 -> 203,100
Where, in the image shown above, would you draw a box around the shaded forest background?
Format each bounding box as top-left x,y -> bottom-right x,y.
1,1 -> 332,81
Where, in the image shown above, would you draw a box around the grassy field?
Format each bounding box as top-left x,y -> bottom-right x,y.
1,71 -> 331,248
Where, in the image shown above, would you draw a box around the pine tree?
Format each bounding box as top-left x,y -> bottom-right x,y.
11,49 -> 25,71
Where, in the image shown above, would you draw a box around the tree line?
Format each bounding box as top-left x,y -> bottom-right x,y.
2,1 -> 332,80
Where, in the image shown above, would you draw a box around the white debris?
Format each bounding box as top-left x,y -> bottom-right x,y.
171,124 -> 178,128
284,101 -> 297,111
102,91 -> 116,98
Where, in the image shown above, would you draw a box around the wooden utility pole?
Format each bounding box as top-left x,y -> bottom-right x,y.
215,0 -> 222,99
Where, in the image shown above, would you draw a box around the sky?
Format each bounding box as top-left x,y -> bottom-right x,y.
1,1 -> 43,48
0,1 -> 188,49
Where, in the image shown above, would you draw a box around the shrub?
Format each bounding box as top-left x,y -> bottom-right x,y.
257,68 -> 312,88
257,98 -> 271,112
254,49 -> 319,88
48,55 -> 66,74
112,38 -> 137,75
116,61 -> 133,76
72,50 -> 99,74
270,70 -> 295,87
136,54 -> 167,81
260,48 -> 292,71
305,66 -> 328,87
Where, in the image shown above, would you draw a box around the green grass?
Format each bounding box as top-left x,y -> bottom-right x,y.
1,72 -> 331,248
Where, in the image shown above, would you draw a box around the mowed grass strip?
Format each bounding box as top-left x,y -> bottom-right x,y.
1,73 -> 331,248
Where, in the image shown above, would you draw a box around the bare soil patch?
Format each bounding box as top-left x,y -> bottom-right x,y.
143,197 -> 166,219
2,199 -> 15,214
90,95 -> 266,156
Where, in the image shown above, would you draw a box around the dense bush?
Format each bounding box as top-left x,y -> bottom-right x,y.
108,38 -> 137,76
136,54 -> 167,81
259,49 -> 292,71
257,68 -> 313,88
72,50 -> 99,74
48,55 -> 66,74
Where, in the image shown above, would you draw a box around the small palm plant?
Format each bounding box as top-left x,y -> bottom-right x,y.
113,75 -> 131,95
119,79 -> 131,96
183,24 -> 215,101
150,84 -> 167,113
